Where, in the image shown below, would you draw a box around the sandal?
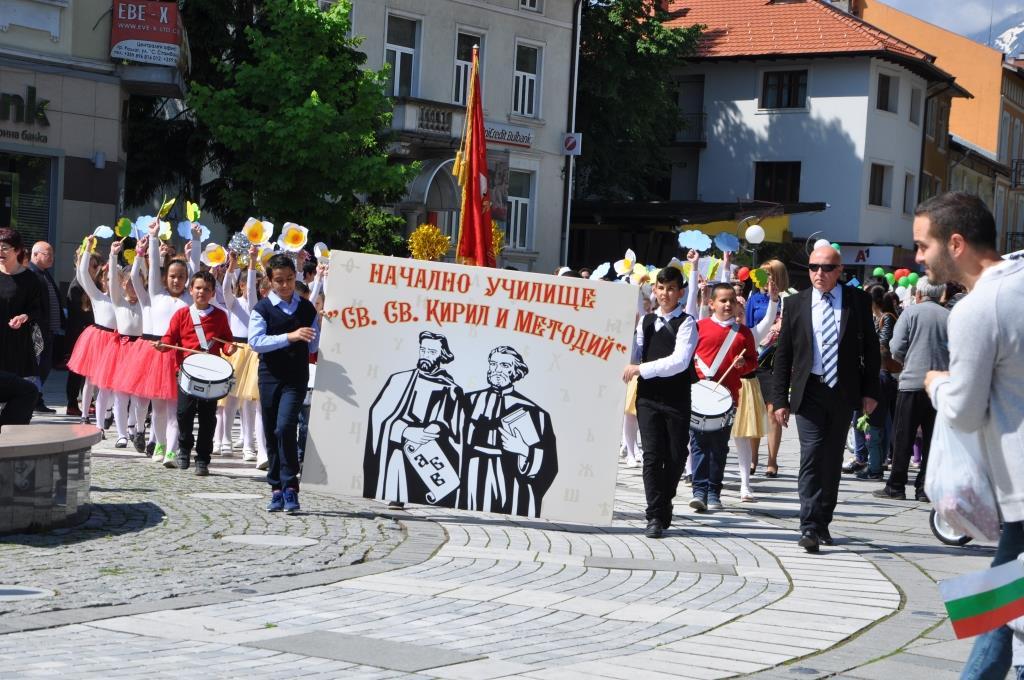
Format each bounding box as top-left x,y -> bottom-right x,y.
765,467 -> 778,478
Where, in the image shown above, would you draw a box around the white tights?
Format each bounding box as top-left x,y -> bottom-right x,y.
94,387 -> 112,431
733,437 -> 753,494
111,391 -> 130,439
622,413 -> 640,460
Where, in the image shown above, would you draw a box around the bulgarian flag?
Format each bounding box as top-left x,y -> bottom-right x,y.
452,45 -> 495,267
940,559 -> 1024,638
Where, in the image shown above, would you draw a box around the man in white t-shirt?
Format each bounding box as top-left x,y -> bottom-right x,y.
913,191 -> 1024,680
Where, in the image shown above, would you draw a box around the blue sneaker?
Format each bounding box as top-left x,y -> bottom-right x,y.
266,491 -> 284,513
283,488 -> 300,514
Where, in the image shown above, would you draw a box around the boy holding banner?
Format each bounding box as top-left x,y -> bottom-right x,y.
622,266 -> 698,539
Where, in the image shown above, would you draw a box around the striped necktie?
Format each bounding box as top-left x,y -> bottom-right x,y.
820,291 -> 838,388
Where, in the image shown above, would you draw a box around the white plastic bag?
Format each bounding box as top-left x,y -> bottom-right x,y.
924,414 -> 1001,541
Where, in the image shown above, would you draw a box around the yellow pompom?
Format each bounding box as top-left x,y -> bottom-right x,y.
490,220 -> 505,262
408,224 -> 451,262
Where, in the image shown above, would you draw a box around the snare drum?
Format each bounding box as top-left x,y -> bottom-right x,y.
178,353 -> 235,401
690,380 -> 735,432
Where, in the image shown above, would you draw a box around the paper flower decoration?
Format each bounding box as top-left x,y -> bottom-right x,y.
200,243 -> 227,267
278,222 -> 309,252
714,232 -> 740,253
614,249 -> 638,276
665,257 -> 685,272
706,257 -> 721,282
158,220 -> 173,241
491,220 -> 505,263
629,263 -> 649,285
678,230 -> 712,252
123,249 -> 136,265
133,215 -> 155,240
749,267 -> 769,290
79,236 -> 97,254
186,200 -> 201,222
176,220 -> 211,242
408,224 -> 451,261
590,262 -> 611,280
257,244 -> 277,269
243,218 -> 274,245
93,225 -> 114,239
157,195 -> 176,219
313,242 -> 331,261
115,217 -> 133,238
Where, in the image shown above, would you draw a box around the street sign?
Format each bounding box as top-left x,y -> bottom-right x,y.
562,133 -> 582,156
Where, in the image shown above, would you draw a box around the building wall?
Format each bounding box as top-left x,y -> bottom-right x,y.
676,57 -> 923,247
920,90 -> 953,201
351,0 -> 573,272
854,0 -> 1005,156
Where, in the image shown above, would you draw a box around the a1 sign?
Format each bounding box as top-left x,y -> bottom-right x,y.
562,133 -> 582,156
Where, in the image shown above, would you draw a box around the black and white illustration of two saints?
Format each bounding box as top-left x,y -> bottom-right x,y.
363,330 -> 558,517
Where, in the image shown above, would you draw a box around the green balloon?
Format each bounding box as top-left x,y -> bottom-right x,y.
872,267 -> 885,277
898,276 -> 909,287
831,242 -> 841,251
907,272 -> 920,285
885,273 -> 895,283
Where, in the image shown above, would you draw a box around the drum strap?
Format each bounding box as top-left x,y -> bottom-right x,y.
189,305 -> 210,352
695,324 -> 739,378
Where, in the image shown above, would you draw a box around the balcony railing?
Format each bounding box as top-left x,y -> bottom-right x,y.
391,97 -> 463,139
675,113 -> 707,144
1013,159 -> 1024,189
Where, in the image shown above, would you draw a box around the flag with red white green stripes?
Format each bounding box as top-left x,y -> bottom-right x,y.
939,559 -> 1024,638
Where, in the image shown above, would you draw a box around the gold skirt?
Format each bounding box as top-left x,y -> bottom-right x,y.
222,344 -> 260,402
625,376 -> 638,416
731,376 -> 767,438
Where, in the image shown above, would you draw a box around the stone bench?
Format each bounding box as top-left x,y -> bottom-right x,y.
0,424 -> 101,534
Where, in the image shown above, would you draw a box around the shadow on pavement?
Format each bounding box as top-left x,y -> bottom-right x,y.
1,501 -> 165,546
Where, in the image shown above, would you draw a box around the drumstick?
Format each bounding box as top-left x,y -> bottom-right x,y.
715,354 -> 745,387
211,337 -> 247,348
151,341 -> 204,355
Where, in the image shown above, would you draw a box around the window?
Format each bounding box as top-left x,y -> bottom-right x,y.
1000,112 -> 1011,163
937,101 -> 948,150
385,15 -> 417,97
506,171 -> 533,249
453,32 -> 482,106
877,73 -> 898,113
753,161 -> 801,202
919,172 -> 942,202
909,88 -> 922,126
760,70 -> 807,109
925,99 -> 937,139
513,44 -> 540,117
520,0 -> 541,11
1015,118 -> 1023,161
903,173 -> 916,214
869,163 -> 893,207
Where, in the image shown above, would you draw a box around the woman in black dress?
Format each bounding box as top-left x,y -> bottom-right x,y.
0,229 -> 45,380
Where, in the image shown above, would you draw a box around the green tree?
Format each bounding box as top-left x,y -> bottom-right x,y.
574,0 -> 702,201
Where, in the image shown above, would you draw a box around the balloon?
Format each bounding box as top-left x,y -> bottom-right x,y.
738,267 -> 750,281
885,273 -> 896,284
814,238 -> 831,251
908,272 -> 919,285
831,242 -> 840,251
744,224 -> 765,245
872,267 -> 885,277
898,276 -> 909,287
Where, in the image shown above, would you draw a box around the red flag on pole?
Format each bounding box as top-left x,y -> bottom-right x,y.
453,46 -> 495,267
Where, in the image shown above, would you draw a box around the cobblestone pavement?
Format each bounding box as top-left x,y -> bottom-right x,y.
0,372 -> 1000,678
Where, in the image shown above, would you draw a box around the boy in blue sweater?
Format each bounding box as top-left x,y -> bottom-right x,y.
248,254 -> 320,514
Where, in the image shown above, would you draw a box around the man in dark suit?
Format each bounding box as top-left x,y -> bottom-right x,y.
773,245 -> 880,553
29,241 -> 63,413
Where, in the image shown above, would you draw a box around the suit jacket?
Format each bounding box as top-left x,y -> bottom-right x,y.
772,285 -> 880,413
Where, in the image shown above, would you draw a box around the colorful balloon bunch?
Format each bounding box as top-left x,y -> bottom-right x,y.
871,266 -> 920,289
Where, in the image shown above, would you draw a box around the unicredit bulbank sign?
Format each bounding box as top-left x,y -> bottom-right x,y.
110,1 -> 182,67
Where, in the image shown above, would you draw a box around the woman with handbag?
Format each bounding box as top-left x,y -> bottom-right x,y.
856,284 -> 902,480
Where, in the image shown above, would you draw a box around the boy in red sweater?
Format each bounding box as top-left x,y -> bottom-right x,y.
689,283 -> 758,512
155,271 -> 234,476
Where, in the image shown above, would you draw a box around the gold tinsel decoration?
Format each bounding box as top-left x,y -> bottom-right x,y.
491,220 -> 505,262
408,224 -> 451,261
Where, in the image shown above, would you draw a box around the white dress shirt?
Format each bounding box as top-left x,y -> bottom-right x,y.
633,303 -> 699,379
810,285 -> 842,375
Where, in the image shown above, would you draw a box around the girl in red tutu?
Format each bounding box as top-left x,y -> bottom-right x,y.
107,240 -> 145,450
67,237 -> 118,430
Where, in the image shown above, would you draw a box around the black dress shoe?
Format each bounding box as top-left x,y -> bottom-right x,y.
34,403 -> 56,414
818,529 -> 834,546
645,518 -> 664,539
798,530 -> 820,553
915,491 -> 930,503
855,469 -> 884,480
872,486 -> 906,500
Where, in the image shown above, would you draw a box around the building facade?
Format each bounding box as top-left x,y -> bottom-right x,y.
663,0 -> 956,268
349,0 -> 573,273
0,0 -> 184,287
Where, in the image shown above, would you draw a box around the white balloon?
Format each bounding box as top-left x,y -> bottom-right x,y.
814,238 -> 832,251
744,224 -> 765,245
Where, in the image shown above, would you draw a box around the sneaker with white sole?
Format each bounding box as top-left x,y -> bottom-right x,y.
283,488 -> 300,514
740,489 -> 756,502
162,450 -> 179,469
256,460 -> 269,471
242,450 -> 257,462
152,444 -> 166,462
625,455 -> 639,468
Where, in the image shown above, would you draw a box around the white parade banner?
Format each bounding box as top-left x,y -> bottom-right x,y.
302,252 -> 639,525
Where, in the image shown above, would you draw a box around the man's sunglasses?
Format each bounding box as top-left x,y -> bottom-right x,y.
807,263 -> 839,273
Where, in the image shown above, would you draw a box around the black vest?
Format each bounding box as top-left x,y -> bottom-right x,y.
252,295 -> 317,386
637,312 -> 696,402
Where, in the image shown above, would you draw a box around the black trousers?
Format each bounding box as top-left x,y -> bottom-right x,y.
0,371 -> 39,429
886,390 -> 935,494
795,378 -> 853,533
176,389 -> 218,463
636,397 -> 690,524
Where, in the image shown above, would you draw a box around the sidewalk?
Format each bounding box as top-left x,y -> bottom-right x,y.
0,372 -> 998,678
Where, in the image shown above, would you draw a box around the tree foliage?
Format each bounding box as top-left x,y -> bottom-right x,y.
574,0 -> 702,201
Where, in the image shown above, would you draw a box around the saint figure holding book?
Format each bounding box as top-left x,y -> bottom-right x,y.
461,346 -> 558,517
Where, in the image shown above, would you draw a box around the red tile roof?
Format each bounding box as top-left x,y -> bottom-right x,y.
665,0 -> 933,63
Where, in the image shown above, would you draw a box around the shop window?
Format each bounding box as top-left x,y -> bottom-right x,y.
0,152 -> 52,245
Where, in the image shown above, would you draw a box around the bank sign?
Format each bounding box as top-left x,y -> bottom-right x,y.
0,86 -> 50,144
110,1 -> 182,68
484,121 -> 533,148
